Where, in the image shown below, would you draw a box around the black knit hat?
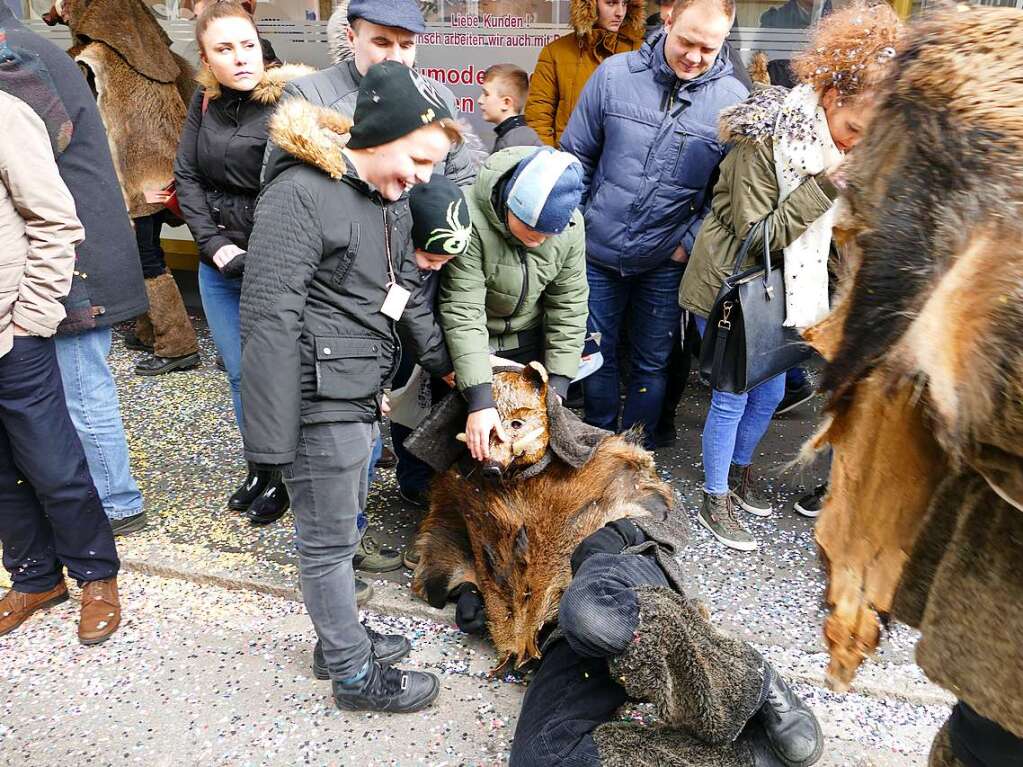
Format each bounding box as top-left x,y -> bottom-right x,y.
409,175 -> 471,257
348,61 -> 453,149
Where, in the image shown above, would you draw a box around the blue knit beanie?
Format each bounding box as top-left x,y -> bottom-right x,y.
505,147 -> 583,235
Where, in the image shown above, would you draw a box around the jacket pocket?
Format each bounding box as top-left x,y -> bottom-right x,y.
330,222 -> 360,291
313,336 -> 380,400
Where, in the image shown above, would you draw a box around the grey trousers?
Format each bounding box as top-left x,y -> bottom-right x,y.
284,421 -> 376,682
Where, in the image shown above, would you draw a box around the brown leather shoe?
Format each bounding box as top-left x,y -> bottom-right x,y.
0,582 -> 69,637
78,577 -> 121,645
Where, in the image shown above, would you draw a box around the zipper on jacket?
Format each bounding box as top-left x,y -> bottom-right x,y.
381,206 -> 401,384
504,247 -> 529,335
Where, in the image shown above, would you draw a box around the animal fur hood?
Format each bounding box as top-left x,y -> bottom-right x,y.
327,0 -> 354,64
266,97 -> 354,182
570,0 -> 646,46
195,64 -> 315,103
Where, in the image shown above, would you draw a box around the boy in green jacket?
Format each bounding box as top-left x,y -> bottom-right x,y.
440,146 -> 588,461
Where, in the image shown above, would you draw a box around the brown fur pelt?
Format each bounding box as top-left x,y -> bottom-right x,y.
805,6 -> 1023,691
411,363 -> 674,669
570,0 -> 646,46
748,52 -> 770,86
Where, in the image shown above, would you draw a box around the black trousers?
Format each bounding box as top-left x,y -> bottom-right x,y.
950,702 -> 1023,766
0,337 -> 119,591
134,212 -> 168,279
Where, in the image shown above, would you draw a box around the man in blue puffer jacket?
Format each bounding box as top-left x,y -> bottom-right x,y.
561,0 -> 747,448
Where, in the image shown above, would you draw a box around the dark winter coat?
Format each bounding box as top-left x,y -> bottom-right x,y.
491,115 -> 542,153
0,4 -> 147,333
261,59 -> 477,189
560,33 -> 748,276
173,65 -> 312,269
240,99 -> 453,466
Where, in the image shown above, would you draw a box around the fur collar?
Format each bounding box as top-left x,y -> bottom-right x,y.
570,0 -> 646,46
196,63 -> 314,103
717,85 -> 790,144
267,97 -> 352,179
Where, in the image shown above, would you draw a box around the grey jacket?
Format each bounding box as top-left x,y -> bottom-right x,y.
262,60 -> 477,188
241,98 -> 452,466
492,114 -> 542,153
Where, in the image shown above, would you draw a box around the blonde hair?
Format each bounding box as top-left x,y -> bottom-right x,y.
195,1 -> 258,54
791,2 -> 901,104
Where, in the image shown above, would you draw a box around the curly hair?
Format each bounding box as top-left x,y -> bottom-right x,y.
791,2 -> 902,104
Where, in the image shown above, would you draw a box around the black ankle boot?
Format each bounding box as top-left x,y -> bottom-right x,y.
756,663 -> 824,767
246,474 -> 290,525
312,624 -> 411,679
228,464 -> 273,512
332,660 -> 439,713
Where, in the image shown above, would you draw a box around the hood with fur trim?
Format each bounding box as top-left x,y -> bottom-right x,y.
328,0 -> 354,65
196,63 -> 315,103
266,97 -> 353,182
717,85 -> 791,145
570,0 -> 646,45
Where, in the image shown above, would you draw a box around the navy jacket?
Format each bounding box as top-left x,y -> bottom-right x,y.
560,33 -> 748,276
0,4 -> 146,332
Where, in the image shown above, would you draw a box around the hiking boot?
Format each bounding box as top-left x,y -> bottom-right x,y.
246,476 -> 290,525
0,581 -> 69,637
793,485 -> 827,519
312,625 -> 411,679
228,464 -> 273,512
774,381 -> 815,417
698,491 -> 757,551
375,445 -> 397,469
354,532 -> 402,573
402,545 -> 420,570
757,662 -> 824,767
109,511 -> 147,537
332,660 -> 439,714
397,486 -> 429,509
122,330 -> 153,352
730,463 -> 774,517
355,578 -> 373,605
78,577 -> 121,646
134,352 -> 201,376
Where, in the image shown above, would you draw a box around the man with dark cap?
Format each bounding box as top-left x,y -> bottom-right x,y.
241,61 -> 460,714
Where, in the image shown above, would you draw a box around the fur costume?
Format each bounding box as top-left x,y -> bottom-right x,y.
805,5 -> 1023,748
50,0 -> 193,218
406,362 -> 683,669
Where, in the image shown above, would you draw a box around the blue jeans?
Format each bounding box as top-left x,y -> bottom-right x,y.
582,260 -> 685,447
55,327 -> 143,521
694,316 -> 785,494
198,262 -> 243,431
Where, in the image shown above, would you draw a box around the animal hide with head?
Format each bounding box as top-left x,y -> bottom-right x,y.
410,362 -> 675,669
806,5 -> 1023,691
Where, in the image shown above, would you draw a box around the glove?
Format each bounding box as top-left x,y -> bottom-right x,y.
570,519 -> 647,575
452,582 -> 486,635
213,244 -> 246,278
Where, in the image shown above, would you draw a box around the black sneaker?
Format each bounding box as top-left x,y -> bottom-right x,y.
397,486 -> 429,509
774,381 -> 815,417
247,477 -> 290,525
698,491 -> 757,552
730,463 -> 773,517
134,352 -> 200,376
332,660 -> 439,714
110,511 -> 147,537
312,625 -> 412,679
756,662 -> 824,767
228,466 -> 273,512
793,485 -> 827,519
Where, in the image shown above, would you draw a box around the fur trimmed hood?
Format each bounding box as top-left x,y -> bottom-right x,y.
267,97 -> 353,180
327,0 -> 354,65
717,85 -> 790,145
570,0 -> 646,46
196,63 -> 315,103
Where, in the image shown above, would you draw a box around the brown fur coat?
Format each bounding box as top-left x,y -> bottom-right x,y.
58,0 -> 193,218
806,6 -> 1023,737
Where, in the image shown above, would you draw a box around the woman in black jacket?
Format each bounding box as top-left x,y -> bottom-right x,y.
174,0 -> 311,522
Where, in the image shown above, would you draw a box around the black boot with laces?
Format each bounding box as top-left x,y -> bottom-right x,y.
332,659 -> 439,714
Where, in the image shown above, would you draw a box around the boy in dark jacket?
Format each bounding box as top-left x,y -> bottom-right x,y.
240,61 -> 459,714
479,64 -> 543,153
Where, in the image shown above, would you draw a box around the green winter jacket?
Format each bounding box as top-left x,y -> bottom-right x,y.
440,146 -> 588,411
678,88 -> 840,318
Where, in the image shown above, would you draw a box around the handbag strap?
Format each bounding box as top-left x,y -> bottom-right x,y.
730,217 -> 774,275
711,300 -> 735,386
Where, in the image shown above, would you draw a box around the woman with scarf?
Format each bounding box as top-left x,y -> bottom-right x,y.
173,1 -> 311,522
678,3 -> 901,552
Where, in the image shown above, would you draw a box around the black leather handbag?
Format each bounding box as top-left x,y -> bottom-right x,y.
699,218 -> 811,394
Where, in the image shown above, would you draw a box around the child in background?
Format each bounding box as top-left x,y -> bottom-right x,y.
478,64 -> 542,153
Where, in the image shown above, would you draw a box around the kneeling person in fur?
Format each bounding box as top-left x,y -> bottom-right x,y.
405,362 -> 823,766
240,61 -> 460,714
